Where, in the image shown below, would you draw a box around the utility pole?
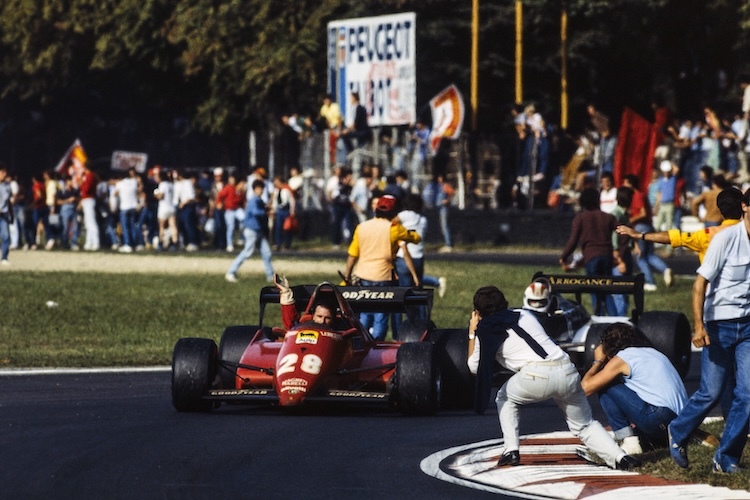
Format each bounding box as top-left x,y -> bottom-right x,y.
560,1 -> 569,130
515,0 -> 523,105
471,0 -> 479,131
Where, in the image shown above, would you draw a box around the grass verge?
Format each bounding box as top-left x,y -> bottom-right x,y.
2,260 -> 747,489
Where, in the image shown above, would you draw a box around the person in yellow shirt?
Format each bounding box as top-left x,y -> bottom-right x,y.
616,187 -> 743,264
319,94 -> 343,166
344,194 -> 420,340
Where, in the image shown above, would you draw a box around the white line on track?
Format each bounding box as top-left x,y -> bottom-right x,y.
0,366 -> 171,376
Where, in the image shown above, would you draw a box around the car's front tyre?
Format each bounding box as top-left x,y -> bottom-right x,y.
172,338 -> 218,412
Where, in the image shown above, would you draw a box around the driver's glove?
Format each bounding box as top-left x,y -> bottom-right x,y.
275,274 -> 294,305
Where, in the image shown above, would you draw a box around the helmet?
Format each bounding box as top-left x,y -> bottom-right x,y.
523,278 -> 551,312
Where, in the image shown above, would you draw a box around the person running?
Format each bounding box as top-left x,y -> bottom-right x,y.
225,180 -> 274,283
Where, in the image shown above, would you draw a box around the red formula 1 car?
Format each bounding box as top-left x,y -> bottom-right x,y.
171,282 -> 473,415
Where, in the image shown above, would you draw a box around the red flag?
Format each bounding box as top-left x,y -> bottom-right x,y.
53,139 -> 88,185
429,84 -> 465,153
613,108 -> 661,190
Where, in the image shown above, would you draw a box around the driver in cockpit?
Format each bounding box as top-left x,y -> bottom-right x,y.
275,274 -> 335,329
521,277 -> 571,343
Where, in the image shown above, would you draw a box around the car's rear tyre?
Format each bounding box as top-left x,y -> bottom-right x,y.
172,338 -> 218,412
396,342 -> 440,415
583,323 -> 609,370
432,328 -> 473,409
398,318 -> 435,343
218,325 -> 258,390
637,311 -> 692,378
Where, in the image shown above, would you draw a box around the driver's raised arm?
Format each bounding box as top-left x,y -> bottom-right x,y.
275,274 -> 299,330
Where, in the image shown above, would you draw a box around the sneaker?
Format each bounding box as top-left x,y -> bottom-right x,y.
438,245 -> 453,254
664,268 -> 673,287
496,450 -> 520,467
135,245 -> 145,252
70,244 -> 80,251
620,435 -> 643,455
1,259 -> 9,266
152,236 -> 160,248
668,424 -> 688,468
225,273 -> 238,283
118,245 -> 133,253
644,283 -> 658,292
45,239 -> 55,250
186,243 -> 199,252
226,245 -> 234,252
438,277 -> 447,298
616,454 -> 642,470
111,244 -> 119,251
713,460 -> 744,474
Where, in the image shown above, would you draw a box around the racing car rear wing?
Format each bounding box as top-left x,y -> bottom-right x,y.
534,272 -> 645,321
259,285 -> 434,314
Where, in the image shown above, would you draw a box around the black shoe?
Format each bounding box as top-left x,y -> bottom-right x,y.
616,454 -> 642,471
497,450 -> 520,467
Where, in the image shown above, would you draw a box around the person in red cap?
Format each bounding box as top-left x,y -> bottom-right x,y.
343,194 -> 421,340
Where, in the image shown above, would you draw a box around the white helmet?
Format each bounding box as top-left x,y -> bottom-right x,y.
523,278 -> 551,312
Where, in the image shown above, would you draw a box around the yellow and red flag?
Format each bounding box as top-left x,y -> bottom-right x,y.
429,84 -> 465,153
54,139 -> 88,185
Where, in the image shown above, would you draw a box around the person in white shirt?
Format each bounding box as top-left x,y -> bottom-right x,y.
173,169 -> 199,251
467,285 -> 638,470
154,168 -> 177,250
599,172 -> 617,214
114,169 -> 141,253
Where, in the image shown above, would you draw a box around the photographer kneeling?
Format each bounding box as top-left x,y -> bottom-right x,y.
581,323 -> 687,454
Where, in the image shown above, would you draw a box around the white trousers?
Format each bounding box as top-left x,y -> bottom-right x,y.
81,198 -> 99,250
495,359 -> 624,468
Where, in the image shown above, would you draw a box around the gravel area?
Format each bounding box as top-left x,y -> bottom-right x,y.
0,249 -> 344,277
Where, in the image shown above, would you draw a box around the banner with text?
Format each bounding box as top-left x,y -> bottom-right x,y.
327,12 -> 416,127
111,151 -> 148,173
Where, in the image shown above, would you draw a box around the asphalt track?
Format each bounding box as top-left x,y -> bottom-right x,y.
0,352 -> 711,500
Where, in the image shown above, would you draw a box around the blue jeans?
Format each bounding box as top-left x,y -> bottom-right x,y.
439,205 -> 452,247
33,206 -> 53,244
391,257 -> 438,338
59,204 -> 79,248
227,227 -> 274,281
359,279 -> 392,341
330,204 -> 353,245
605,265 -> 629,316
585,255 -> 612,315
119,208 -> 137,247
224,208 -> 244,248
274,207 -> 291,249
0,214 -> 10,260
599,383 -> 676,443
178,204 -> 199,246
669,318 -> 750,470
633,221 -> 668,285
139,204 -> 157,246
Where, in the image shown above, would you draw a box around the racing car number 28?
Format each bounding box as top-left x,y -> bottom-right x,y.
278,353 -> 323,376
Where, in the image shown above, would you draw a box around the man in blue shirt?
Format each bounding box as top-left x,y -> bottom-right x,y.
225,180 -> 274,283
668,188 -> 750,474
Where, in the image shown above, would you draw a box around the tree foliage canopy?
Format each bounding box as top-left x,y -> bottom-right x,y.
1,0 -> 749,169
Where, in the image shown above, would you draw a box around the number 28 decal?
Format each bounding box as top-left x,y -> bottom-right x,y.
278,353 -> 323,376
